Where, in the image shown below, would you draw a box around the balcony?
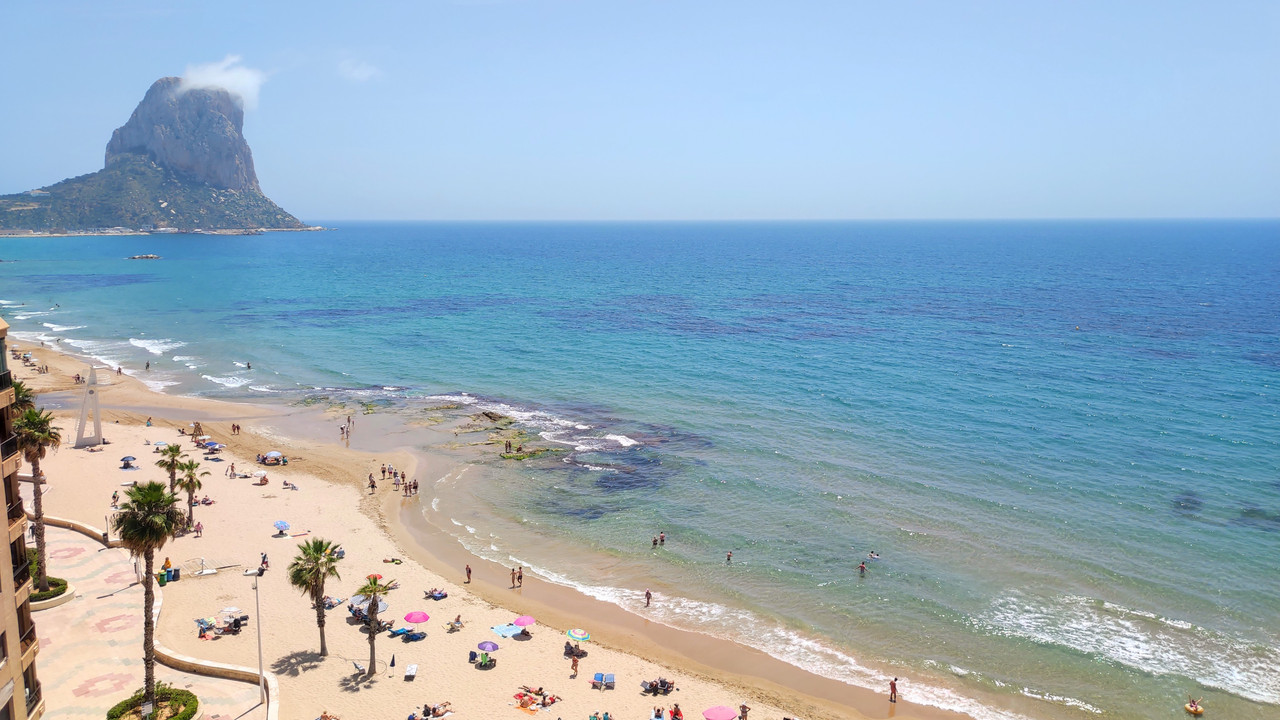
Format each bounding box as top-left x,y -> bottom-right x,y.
7,500 -> 25,543
19,624 -> 37,666
0,368 -> 12,391
1,434 -> 16,462
12,556 -> 30,589
25,679 -> 42,716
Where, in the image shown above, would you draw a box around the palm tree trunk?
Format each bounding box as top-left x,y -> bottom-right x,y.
366,592 -> 378,675
316,590 -> 328,656
31,458 -> 49,593
143,549 -> 157,709
187,490 -> 195,527
169,469 -> 177,494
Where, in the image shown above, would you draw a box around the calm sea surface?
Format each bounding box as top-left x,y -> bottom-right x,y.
3,221 -> 1278,720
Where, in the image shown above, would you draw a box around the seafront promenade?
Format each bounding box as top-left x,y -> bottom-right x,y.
34,525 -> 265,720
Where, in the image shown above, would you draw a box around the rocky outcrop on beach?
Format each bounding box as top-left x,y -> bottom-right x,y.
0,76 -> 304,232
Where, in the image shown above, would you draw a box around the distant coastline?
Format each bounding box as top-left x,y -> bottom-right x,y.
0,225 -> 325,238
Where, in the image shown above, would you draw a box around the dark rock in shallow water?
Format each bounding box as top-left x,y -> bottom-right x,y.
1172,492 -> 1203,515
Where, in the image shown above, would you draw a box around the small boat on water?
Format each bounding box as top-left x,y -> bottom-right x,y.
127,254 -> 162,259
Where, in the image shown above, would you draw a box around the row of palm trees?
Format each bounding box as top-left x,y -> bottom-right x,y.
9,379 -> 388,716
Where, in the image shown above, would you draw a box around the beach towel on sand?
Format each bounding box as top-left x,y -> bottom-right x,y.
492,623 -> 521,638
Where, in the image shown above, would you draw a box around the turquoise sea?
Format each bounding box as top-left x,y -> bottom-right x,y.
2,221 -> 1278,720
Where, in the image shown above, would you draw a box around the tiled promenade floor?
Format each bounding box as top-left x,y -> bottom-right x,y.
36,527 -> 268,720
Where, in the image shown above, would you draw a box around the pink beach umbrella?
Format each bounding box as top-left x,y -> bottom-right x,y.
702,707 -> 738,720
403,611 -> 430,625
513,615 -> 536,627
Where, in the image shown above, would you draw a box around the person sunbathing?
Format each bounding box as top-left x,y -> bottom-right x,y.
517,696 -> 537,709
520,685 -> 545,696
201,496 -> 215,505
430,703 -> 451,718
540,695 -> 559,707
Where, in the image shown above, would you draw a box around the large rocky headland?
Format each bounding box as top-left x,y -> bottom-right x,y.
0,76 -> 311,234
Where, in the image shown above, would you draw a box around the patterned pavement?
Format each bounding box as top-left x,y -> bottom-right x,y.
35,527 -> 267,720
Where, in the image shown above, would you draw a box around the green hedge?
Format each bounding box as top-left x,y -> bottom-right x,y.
26,547 -> 68,601
106,684 -> 199,720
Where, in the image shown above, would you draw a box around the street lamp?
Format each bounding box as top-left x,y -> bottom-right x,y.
252,578 -> 265,705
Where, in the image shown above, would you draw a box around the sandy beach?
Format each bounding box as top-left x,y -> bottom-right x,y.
13,341 -> 958,720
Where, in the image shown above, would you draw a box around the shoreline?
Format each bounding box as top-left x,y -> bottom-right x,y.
13,339 -> 959,720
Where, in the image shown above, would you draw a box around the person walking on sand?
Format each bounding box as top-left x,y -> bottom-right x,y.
194,521 -> 203,537
739,704 -> 751,720
570,654 -> 579,676
465,564 -> 472,583
511,567 -> 517,588
517,567 -> 523,587
889,677 -> 897,703
368,477 -> 377,494
645,588 -> 652,607
111,490 -> 119,507
380,463 -> 387,480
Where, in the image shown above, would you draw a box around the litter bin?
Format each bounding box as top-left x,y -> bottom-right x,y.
170,567 -> 180,582
156,571 -> 168,586
165,568 -> 174,582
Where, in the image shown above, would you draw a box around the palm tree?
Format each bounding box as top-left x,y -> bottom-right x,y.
175,459 -> 209,527
112,482 -> 184,712
13,408 -> 60,592
287,538 -> 343,656
353,576 -> 396,675
10,380 -> 35,416
155,444 -> 186,494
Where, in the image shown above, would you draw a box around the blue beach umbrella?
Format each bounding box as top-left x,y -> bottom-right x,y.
273,520 -> 290,533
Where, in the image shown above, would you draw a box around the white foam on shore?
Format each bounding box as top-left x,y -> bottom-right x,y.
202,374 -> 251,389
11,312 -> 48,320
42,322 -> 86,332
979,593 -> 1280,705
130,337 -> 186,355
448,544 -> 1029,720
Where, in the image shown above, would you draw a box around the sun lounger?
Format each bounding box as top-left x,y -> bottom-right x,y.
603,673 -> 615,690
591,672 -> 605,690
403,632 -> 426,642
404,664 -> 418,681
352,661 -> 367,674
389,627 -> 411,637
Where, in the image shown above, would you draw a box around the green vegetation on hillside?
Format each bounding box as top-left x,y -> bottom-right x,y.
0,153 -> 303,231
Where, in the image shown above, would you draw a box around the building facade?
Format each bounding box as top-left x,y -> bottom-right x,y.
0,318 -> 44,720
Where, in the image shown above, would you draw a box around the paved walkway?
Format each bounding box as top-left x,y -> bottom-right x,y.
35,526 -> 267,720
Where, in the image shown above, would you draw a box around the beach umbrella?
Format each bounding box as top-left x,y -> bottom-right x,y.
206,442 -> 225,450
196,435 -> 212,440
703,707 -> 738,720
253,471 -> 269,478
221,606 -> 241,615
265,450 -> 283,458
120,456 -> 136,462
154,441 -> 169,446
366,573 -> 383,580
513,615 -> 536,627
274,521 -> 290,533
350,594 -> 368,605
404,611 -> 430,624
566,628 -> 590,642
477,641 -> 499,652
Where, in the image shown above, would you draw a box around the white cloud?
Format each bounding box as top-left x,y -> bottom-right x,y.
179,55 -> 267,109
338,58 -> 381,83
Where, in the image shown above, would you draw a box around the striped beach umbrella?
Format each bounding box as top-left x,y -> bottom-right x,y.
566,628 -> 590,642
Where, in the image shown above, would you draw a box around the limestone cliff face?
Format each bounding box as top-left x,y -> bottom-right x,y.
104,77 -> 259,191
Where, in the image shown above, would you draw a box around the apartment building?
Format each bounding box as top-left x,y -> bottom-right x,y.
0,318 -> 44,719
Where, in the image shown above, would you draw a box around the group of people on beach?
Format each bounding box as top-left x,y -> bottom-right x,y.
340,415 -> 354,440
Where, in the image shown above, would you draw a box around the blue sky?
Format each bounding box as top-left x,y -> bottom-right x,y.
2,1 -> 1277,221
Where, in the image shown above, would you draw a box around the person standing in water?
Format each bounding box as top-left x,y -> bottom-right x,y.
645,588 -> 652,607
889,678 -> 897,703
465,564 -> 471,583
725,551 -> 733,564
